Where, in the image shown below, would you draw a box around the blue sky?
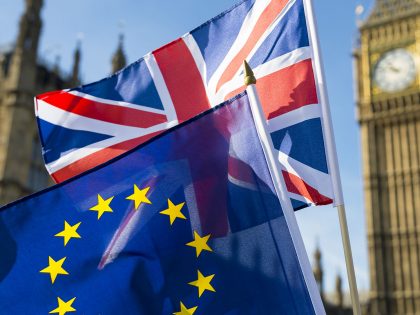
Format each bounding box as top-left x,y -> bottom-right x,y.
1,0 -> 375,295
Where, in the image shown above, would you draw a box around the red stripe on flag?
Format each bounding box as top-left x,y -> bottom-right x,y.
153,39 -> 210,122
259,59 -> 318,119
225,59 -> 318,119
282,170 -> 332,205
194,177 -> 229,237
216,0 -> 289,91
51,131 -> 164,182
228,156 -> 255,184
38,92 -> 167,128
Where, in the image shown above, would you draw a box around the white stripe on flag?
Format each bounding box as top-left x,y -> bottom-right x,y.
276,150 -> 333,199
36,99 -> 147,137
229,0 -> 297,84
144,53 -> 178,123
182,34 -> 210,99
45,119 -> 176,174
214,46 -> 312,103
254,45 -> 313,81
67,90 -> 166,115
288,191 -> 314,205
267,103 -> 321,132
207,0 -> 272,94
228,174 -> 259,192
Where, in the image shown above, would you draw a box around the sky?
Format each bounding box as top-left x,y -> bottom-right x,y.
0,0 -> 376,296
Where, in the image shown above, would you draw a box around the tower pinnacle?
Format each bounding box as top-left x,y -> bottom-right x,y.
7,0 -> 43,90
312,245 -> 324,298
335,273 -> 344,307
15,0 -> 43,56
111,34 -> 127,74
71,41 -> 81,86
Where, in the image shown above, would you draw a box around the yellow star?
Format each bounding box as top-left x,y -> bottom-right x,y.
126,185 -> 152,210
188,270 -> 216,297
186,231 -> 213,257
173,302 -> 197,315
55,221 -> 81,246
89,194 -> 114,219
49,297 -> 76,315
160,199 -> 186,225
40,256 -> 69,284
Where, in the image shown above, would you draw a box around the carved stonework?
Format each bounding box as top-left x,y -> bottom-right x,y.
355,0 -> 420,314
0,0 -> 67,204
365,0 -> 420,26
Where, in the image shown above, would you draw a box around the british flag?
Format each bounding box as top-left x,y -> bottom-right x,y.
35,0 -> 338,210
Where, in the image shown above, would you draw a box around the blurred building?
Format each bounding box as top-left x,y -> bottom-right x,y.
354,0 -> 420,314
0,0 -> 126,205
312,247 -> 353,315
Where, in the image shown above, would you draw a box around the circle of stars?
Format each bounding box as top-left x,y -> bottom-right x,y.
38,182 -> 219,314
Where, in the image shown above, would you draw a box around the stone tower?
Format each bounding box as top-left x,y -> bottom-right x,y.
355,0 -> 420,314
0,0 -> 74,204
0,0 -> 44,204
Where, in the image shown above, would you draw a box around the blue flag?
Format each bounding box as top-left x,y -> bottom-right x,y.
0,92 -> 323,314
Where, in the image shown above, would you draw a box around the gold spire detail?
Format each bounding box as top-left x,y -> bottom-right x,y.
243,60 -> 256,86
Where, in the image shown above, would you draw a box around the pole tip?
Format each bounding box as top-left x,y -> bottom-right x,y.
243,60 -> 256,86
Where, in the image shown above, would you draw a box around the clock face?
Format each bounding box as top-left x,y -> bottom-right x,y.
373,49 -> 417,93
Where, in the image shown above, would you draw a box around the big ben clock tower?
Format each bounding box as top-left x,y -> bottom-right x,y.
355,0 -> 420,314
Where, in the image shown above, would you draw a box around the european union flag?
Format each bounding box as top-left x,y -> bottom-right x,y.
0,92 -> 324,314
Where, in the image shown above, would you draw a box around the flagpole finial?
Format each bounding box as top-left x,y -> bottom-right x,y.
243,60 -> 256,86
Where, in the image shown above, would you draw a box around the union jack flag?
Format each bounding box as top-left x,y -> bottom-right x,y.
35,0 -> 339,210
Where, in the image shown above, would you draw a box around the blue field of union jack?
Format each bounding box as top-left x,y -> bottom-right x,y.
35,0 -> 335,210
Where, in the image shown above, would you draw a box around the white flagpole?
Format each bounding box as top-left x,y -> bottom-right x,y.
244,61 -> 325,315
302,0 -> 361,314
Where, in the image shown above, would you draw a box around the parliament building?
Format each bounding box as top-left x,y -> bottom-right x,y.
355,0 -> 420,314
0,0 -> 126,205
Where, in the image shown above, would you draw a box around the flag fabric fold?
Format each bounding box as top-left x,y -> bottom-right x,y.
35,0 -> 337,210
2,93 -> 324,314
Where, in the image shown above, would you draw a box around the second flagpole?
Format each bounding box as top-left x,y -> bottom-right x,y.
244,56 -> 361,315
244,61 -> 326,315
302,0 -> 362,313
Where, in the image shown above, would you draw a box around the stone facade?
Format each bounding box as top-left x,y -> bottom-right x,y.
0,0 -> 56,204
0,0 -> 126,205
355,0 -> 420,314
